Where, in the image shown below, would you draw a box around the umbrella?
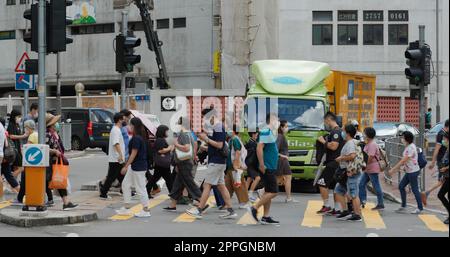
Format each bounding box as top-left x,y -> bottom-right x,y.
130,110 -> 159,136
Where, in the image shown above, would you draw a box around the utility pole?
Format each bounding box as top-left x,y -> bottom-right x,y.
121,11 -> 128,110
435,0 -> 440,123
56,52 -> 62,115
418,25 -> 426,191
38,0 -> 46,144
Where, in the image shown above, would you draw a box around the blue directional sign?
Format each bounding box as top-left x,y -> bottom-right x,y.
15,73 -> 35,90
25,146 -> 44,166
135,95 -> 150,101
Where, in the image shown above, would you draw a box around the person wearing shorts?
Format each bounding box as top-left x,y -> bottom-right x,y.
248,113 -> 280,225
316,112 -> 344,215
186,109 -> 237,219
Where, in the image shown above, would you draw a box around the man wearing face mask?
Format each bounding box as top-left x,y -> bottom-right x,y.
316,112 -> 344,215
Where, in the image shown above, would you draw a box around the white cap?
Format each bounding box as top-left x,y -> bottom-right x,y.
351,120 -> 359,127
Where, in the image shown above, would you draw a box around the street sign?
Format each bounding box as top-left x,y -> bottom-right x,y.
15,52 -> 30,73
23,144 -> 50,167
15,73 -> 35,90
135,95 -> 150,101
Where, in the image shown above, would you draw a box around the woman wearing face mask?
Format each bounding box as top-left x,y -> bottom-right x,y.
45,113 -> 78,210
276,120 -> 294,203
6,110 -> 29,176
388,131 -> 424,214
146,125 -> 174,197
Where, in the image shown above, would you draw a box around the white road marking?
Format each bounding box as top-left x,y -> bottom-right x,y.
366,233 -> 379,237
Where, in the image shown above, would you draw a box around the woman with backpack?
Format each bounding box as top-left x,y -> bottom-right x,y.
359,127 -> 385,210
6,110 -> 28,177
276,120 -> 295,203
388,131 -> 424,215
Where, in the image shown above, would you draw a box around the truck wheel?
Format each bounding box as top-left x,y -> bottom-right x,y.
71,136 -> 83,151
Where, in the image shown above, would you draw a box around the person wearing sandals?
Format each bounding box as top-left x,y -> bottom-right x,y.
45,113 -> 78,211
163,117 -> 202,212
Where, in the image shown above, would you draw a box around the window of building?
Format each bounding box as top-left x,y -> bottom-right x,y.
312,24 -> 333,45
156,19 -> 170,29
173,18 -> 186,28
20,0 -> 28,4
71,23 -> 114,35
363,24 -> 383,45
6,0 -> 16,5
363,11 -> 383,21
0,30 -> 16,40
338,10 -> 358,21
312,11 -> 333,22
388,24 -> 408,45
338,24 -> 358,45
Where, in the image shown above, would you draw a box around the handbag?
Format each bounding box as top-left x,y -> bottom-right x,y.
3,137 -> 17,164
175,133 -> 193,162
49,157 -> 69,190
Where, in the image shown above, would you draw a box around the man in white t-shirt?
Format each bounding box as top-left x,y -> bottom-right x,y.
99,113 -> 126,200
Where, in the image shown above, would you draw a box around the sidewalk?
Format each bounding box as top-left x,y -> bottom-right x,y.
64,150 -> 86,159
369,170 -> 447,214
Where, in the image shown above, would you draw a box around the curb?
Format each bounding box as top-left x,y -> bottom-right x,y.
0,208 -> 97,228
367,184 -> 447,215
65,150 -> 86,159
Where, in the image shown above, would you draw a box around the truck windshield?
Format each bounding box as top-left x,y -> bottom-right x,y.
244,98 -> 325,131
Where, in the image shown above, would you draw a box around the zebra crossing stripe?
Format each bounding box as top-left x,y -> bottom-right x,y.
173,196 -> 215,223
301,200 -> 323,228
110,194 -> 169,221
419,214 -> 449,232
361,203 -> 386,229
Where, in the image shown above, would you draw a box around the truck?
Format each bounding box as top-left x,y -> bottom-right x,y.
240,60 -> 376,191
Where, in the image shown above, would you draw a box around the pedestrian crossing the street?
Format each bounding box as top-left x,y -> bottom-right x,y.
173,196 -> 215,223
110,194 -> 169,221
237,201 -> 264,225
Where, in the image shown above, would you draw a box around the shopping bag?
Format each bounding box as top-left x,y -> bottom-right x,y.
232,169 -> 243,188
49,157 -> 69,190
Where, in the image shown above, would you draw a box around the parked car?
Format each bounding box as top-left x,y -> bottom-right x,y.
373,122 -> 419,149
425,122 -> 444,144
59,108 -> 114,153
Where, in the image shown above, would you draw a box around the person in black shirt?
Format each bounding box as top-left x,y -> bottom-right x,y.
316,112 -> 344,215
422,119 -> 449,205
245,131 -> 261,202
437,133 -> 449,224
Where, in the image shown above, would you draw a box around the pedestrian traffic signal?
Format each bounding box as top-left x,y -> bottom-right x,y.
23,3 -> 38,53
405,41 -> 431,85
115,34 -> 142,73
47,0 -> 73,53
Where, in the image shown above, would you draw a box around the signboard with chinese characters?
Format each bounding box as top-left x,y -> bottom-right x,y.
338,11 -> 358,21
68,0 -> 97,25
364,11 -> 384,22
389,10 -> 408,21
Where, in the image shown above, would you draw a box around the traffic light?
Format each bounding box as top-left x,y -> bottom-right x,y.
25,59 -> 39,75
115,34 -> 142,73
47,0 -> 73,53
23,3 -> 38,52
405,41 -> 431,85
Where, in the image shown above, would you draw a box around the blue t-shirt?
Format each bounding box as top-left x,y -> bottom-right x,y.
258,128 -> 279,171
208,123 -> 227,164
121,126 -> 130,159
128,135 -> 148,171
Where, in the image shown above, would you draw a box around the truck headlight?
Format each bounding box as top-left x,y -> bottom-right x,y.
310,150 -> 317,165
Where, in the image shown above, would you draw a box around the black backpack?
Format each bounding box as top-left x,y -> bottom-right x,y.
3,137 -> 17,164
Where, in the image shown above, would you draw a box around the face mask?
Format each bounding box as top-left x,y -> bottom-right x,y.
16,117 -> 21,124
227,131 -> 233,138
122,121 -> 127,127
342,131 -> 347,140
54,122 -> 61,132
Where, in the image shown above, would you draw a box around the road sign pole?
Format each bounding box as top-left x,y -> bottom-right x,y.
121,11 -> 128,110
56,52 -> 62,115
38,0 -> 46,145
418,25 -> 426,192
24,89 -> 29,117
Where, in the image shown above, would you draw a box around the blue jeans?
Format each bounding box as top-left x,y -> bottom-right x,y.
399,171 -> 423,210
335,173 -> 361,198
359,172 -> 384,207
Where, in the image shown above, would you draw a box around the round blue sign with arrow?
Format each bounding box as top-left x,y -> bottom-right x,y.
25,147 -> 44,166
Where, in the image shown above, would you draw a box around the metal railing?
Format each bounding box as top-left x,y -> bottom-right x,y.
384,137 -> 426,192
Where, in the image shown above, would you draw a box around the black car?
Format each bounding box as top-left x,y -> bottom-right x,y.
60,108 -> 114,153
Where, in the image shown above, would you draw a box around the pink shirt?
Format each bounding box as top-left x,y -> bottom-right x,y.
364,141 -> 381,173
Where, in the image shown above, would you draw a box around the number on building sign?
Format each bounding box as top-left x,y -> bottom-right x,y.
389,11 -> 408,21
364,11 -> 383,22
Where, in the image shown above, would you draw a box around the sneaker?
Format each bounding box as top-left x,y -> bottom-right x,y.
100,195 -> 112,201
337,210 -> 352,220
163,207 -> 177,212
135,210 -> 151,218
186,208 -> 203,219
285,198 -> 299,203
317,206 -> 332,214
361,201 -> 366,209
216,205 -> 229,213
371,205 -> 385,211
63,202 -> 78,211
410,209 -> 423,215
46,200 -> 55,207
395,207 -> 409,214
249,195 -> 258,203
421,192 -> 428,206
347,202 -> 354,213
444,218 -> 449,225
239,202 -> 251,209
220,209 -> 238,219
261,216 -> 280,225
98,181 -> 104,193
247,206 -> 259,223
346,214 -> 362,222
115,207 -> 133,216
325,208 -> 339,216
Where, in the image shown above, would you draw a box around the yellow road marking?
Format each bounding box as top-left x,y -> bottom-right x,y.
361,202 -> 386,229
110,194 -> 169,221
0,200 -> 12,209
301,200 -> 323,228
419,214 -> 449,232
237,200 -> 264,225
173,196 -> 215,223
